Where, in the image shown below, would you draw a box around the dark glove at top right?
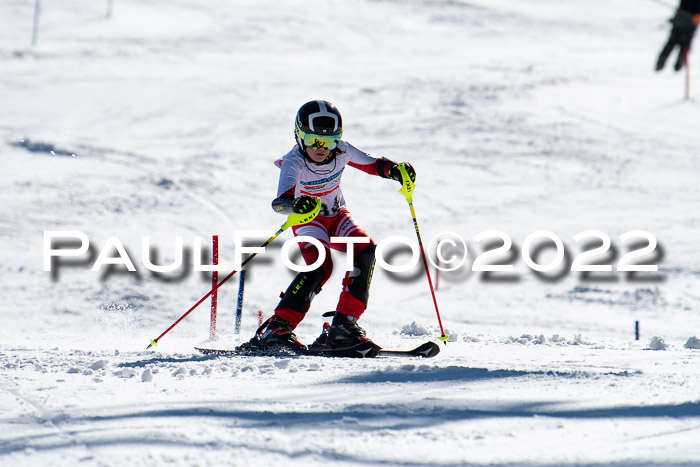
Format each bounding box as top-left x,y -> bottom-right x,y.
388,163 -> 416,184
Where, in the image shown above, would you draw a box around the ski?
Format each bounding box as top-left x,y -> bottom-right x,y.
195,340 -> 439,359
379,341 -> 440,358
303,340 -> 381,358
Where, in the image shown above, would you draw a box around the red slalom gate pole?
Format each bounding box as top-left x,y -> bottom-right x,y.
146,201 -> 321,349
209,235 -> 219,340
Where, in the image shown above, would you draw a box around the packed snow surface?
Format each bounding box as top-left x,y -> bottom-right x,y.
2,0 -> 700,465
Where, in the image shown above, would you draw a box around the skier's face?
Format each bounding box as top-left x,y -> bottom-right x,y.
306,146 -> 331,163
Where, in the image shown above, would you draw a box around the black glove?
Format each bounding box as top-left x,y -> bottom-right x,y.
388,163 -> 416,184
292,195 -> 318,214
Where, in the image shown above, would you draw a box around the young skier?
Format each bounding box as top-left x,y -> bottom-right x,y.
656,0 -> 700,71
250,100 -> 415,351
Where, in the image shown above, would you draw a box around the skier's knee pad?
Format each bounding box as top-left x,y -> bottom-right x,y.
277,265 -> 326,314
300,244 -> 333,283
343,244 -> 376,306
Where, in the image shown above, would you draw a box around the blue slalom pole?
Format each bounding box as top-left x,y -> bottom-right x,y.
235,270 -> 245,334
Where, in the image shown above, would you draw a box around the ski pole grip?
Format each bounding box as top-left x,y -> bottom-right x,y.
282,197 -> 321,230
397,163 -> 415,203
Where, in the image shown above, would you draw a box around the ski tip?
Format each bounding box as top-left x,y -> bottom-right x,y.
411,341 -> 441,358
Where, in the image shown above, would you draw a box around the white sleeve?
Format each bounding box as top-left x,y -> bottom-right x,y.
342,142 -> 380,166
276,155 -> 300,198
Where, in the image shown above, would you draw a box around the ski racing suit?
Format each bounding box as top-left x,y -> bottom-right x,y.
270,141 -> 395,328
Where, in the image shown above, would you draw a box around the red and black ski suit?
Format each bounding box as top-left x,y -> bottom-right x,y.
270,141 -> 396,329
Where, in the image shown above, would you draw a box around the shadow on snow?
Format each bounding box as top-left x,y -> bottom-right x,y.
3,399 -> 700,465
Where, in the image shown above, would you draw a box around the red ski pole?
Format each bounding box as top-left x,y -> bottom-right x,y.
396,164 -> 448,344
209,235 -> 219,340
146,201 -> 321,349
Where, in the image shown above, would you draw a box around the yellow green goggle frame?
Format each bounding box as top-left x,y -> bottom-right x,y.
296,124 -> 342,150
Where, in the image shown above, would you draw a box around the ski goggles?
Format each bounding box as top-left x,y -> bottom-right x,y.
296,127 -> 342,150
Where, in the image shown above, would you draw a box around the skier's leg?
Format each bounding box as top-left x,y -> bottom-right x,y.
335,241 -> 376,319
327,210 -> 376,319
255,221 -> 332,347
675,30 -> 688,71
675,26 -> 697,71
317,241 -> 376,347
317,211 -> 377,346
675,46 -> 687,71
657,30 -> 678,71
273,242 -> 333,328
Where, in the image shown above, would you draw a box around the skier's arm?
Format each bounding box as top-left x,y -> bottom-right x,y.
348,157 -> 397,178
272,155 -> 299,214
271,156 -> 319,215
344,143 -> 416,182
350,158 -> 416,183
272,192 -> 317,215
271,194 -> 295,214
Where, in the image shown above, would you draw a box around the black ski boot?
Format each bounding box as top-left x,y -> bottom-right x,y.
248,316 -> 305,353
324,313 -> 372,348
308,313 -> 380,357
311,321 -> 332,347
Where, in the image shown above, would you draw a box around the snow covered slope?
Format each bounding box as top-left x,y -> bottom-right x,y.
1,0 -> 700,465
